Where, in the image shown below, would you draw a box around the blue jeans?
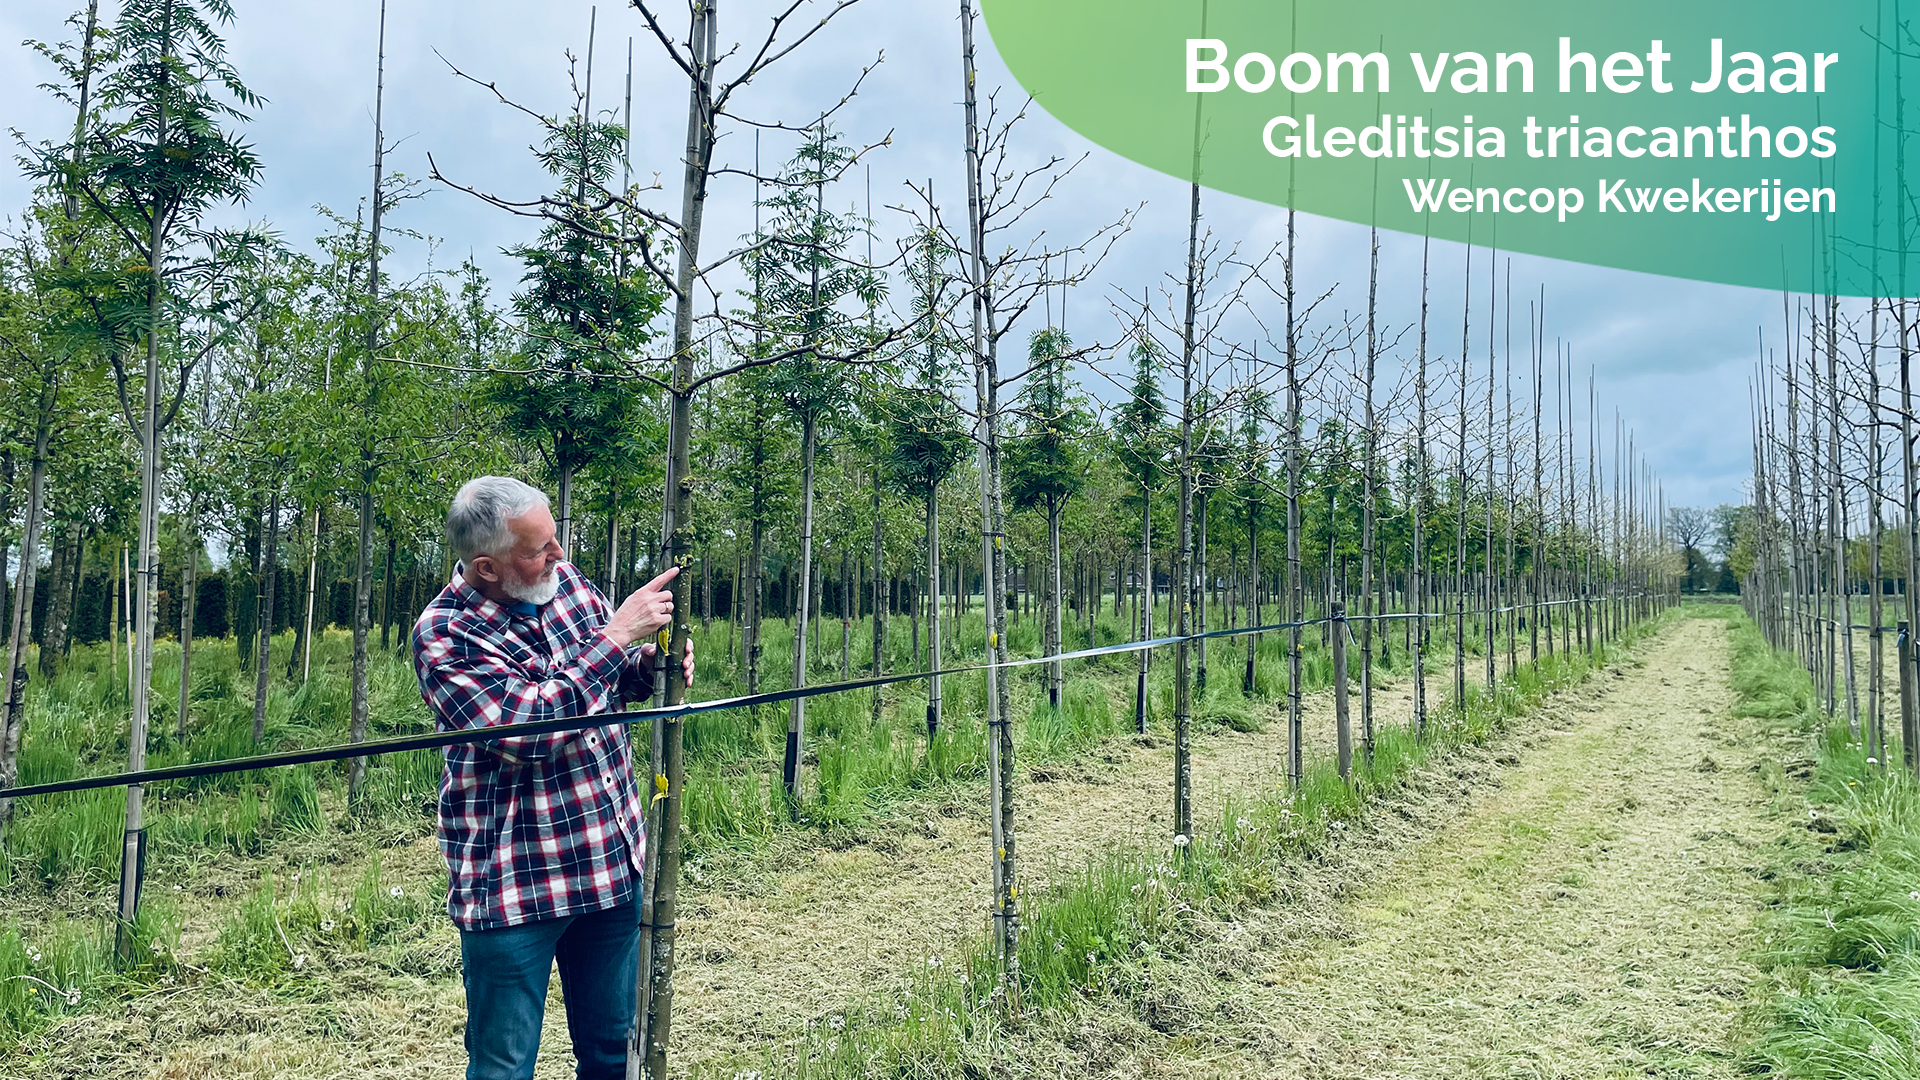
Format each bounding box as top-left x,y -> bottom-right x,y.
458,900 -> 641,1080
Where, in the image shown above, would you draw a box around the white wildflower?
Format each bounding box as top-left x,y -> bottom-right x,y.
1909,891 -> 1919,902
1330,821 -> 1347,831
389,886 -> 404,898
64,990 -> 79,1007
828,1014 -> 845,1032
1172,834 -> 1190,848
1867,757 -> 1879,765
926,955 -> 942,969
320,920 -> 335,932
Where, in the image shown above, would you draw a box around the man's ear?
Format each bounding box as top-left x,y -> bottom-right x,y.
469,554 -> 501,584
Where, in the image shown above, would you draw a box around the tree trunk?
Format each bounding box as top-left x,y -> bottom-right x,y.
871,465 -> 885,724
41,522 -> 77,681
346,0 -> 389,807
784,412 -> 817,806
637,2 -> 715,1070
379,527 -> 397,652
252,483 -> 281,743
925,492 -> 941,737
1048,498 -> 1063,708
0,371 -> 56,830
962,0 -> 1018,1009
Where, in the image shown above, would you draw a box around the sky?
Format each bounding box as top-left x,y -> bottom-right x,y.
0,0 -> 1787,510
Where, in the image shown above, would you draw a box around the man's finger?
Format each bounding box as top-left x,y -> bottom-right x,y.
639,642 -> 657,658
640,566 -> 681,592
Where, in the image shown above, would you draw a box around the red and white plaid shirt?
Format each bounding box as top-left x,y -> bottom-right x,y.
411,560 -> 652,931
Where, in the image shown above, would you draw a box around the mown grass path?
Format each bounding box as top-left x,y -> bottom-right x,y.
665,674 -> 1414,1077
1123,615 -> 1772,1079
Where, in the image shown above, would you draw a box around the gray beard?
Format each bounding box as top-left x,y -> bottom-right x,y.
501,568 -> 559,606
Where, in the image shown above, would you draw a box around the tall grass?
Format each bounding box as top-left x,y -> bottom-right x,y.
1727,611 -> 1920,1080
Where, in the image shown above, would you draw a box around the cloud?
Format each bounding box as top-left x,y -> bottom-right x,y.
0,0 -> 1791,507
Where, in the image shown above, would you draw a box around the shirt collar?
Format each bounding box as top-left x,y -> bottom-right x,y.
449,561 -> 511,624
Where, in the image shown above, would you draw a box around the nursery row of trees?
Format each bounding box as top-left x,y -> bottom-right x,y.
0,1 -> 1691,1074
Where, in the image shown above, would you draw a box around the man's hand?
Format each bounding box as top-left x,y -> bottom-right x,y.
603,567 -> 678,649
639,637 -> 696,689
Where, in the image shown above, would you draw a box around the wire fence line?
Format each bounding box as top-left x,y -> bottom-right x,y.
1,598 -> 1606,802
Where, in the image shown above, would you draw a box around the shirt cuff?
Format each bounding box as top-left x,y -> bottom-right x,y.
579,633 -> 625,685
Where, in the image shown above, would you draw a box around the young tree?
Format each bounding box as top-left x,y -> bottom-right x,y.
1006,325 -> 1087,708
1113,327 -> 1167,733
32,0 -> 266,950
883,225 -> 968,737
751,124 -> 880,805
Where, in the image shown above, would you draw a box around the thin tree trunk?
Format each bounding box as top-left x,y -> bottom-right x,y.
783,416 -> 817,804
346,0 -> 389,807
252,483 -> 281,743
0,370 -> 56,830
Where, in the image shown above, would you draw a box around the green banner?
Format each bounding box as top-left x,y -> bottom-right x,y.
981,0 -> 1905,297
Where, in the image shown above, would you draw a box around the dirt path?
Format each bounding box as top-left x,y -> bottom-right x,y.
1063,615 -> 1772,1079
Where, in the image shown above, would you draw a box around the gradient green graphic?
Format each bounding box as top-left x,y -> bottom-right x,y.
981,0 -> 1906,296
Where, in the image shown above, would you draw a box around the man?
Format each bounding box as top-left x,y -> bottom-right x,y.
411,475 -> 694,1080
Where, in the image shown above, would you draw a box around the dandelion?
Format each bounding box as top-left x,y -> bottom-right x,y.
1173,834 -> 1190,848
1809,809 -> 1819,819
389,886 -> 404,898
1867,757 -> 1879,765
1909,891 -> 1919,902
64,990 -> 79,1006
320,920 -> 335,932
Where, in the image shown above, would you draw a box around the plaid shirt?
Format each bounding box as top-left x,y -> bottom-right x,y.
411,560 -> 653,931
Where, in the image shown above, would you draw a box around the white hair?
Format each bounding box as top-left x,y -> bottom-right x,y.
447,477 -> 550,563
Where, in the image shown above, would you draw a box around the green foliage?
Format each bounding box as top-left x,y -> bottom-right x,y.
483,97 -> 666,499
1006,327 -> 1088,516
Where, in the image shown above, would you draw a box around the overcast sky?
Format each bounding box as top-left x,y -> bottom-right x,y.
0,0 -> 1786,510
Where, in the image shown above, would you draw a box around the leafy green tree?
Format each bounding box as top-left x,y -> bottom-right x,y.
482,105 -> 665,555
746,125 -> 882,801
27,0 -> 267,945
1006,326 -> 1088,706
883,225 -> 968,736
1112,328 -> 1167,730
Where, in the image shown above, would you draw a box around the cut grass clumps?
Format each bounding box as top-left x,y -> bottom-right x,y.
1727,611 -> 1920,1080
